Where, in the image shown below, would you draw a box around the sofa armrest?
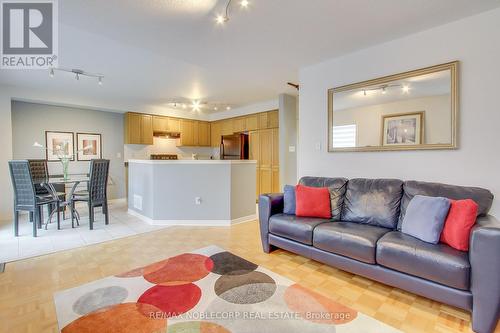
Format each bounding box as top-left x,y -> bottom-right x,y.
470,215 -> 500,333
258,193 -> 284,253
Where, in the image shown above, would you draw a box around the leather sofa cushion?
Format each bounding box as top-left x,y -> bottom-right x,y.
269,214 -> 330,245
299,177 -> 348,221
342,178 -> 404,229
313,222 -> 391,264
398,180 -> 493,230
377,231 -> 470,290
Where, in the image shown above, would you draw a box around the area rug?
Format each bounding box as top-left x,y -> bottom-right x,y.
54,246 -> 400,332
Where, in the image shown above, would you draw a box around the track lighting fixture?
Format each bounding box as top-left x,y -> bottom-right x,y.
215,0 -> 250,25
48,67 -> 104,85
168,100 -> 232,112
361,83 -> 410,96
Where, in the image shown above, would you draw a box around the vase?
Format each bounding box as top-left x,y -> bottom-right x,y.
61,159 -> 70,180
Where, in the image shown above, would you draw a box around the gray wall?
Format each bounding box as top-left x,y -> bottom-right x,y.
11,101 -> 125,200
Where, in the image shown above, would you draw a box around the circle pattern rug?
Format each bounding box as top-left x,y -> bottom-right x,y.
54,246 -> 401,333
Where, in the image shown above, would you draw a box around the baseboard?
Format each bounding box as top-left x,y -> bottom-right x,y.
127,209 -> 256,227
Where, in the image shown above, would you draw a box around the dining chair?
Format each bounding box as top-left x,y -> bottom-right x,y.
9,160 -> 61,237
28,159 -> 67,227
71,159 -> 110,230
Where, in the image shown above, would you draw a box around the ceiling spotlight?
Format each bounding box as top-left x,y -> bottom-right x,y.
381,87 -> 387,94
182,104 -> 187,109
216,14 -> 227,24
49,68 -> 54,78
402,85 -> 409,93
226,106 -> 231,111
214,106 -> 218,111
363,90 -> 367,96
75,73 -> 80,81
240,0 -> 249,8
98,77 -> 103,85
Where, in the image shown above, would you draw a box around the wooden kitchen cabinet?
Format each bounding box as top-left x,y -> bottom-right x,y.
198,121 -> 211,146
233,117 -> 246,133
221,119 -> 234,135
268,110 -> 279,128
179,119 -> 195,146
153,116 -> 168,133
167,117 -> 180,132
249,131 -> 260,199
245,115 -> 259,131
124,112 -> 153,145
211,121 -> 222,148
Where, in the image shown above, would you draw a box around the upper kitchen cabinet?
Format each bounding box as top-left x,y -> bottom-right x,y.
153,116 -> 168,133
178,119 -> 195,146
198,121 -> 211,146
233,117 -> 246,133
167,117 -> 181,132
259,110 -> 279,129
124,112 -> 154,145
245,114 -> 259,131
221,119 -> 234,135
178,120 -> 211,147
211,122 -> 222,148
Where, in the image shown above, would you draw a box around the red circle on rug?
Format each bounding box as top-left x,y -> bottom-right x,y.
61,303 -> 166,333
138,284 -> 201,318
143,253 -> 214,286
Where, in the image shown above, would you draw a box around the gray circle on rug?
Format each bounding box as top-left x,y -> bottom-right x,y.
210,252 -> 258,276
215,271 -> 277,304
72,286 -> 128,315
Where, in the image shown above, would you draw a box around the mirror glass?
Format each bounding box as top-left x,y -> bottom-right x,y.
328,62 -> 457,152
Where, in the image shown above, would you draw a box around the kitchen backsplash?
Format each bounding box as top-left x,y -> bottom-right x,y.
124,137 -> 220,160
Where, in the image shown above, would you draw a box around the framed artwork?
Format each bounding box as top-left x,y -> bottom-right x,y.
76,133 -> 102,161
381,111 -> 425,146
45,131 -> 75,161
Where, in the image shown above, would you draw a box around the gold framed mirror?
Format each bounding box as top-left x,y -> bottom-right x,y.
328,61 -> 458,152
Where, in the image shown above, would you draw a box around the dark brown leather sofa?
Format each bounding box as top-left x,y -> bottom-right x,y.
258,177 -> 500,333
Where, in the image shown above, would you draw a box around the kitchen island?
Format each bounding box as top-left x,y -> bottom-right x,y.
127,160 -> 257,226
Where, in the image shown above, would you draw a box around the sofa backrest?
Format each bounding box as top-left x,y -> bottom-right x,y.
397,180 -> 494,230
341,178 -> 404,229
299,177 -> 348,221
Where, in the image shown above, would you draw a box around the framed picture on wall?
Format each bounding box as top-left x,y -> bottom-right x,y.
45,131 -> 75,161
76,133 -> 102,161
381,111 -> 425,146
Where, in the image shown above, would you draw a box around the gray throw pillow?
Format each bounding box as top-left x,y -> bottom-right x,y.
401,195 -> 450,244
283,185 -> 296,215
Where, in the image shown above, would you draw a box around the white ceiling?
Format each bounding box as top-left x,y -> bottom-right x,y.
1,0 -> 500,117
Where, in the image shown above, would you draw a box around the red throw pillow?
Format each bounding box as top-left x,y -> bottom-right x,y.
295,185 -> 331,219
440,199 -> 478,251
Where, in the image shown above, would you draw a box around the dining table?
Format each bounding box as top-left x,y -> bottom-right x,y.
33,174 -> 90,229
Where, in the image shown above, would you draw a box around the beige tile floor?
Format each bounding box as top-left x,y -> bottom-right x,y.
0,200 -> 169,263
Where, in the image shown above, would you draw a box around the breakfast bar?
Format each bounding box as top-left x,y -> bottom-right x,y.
127,160 -> 257,226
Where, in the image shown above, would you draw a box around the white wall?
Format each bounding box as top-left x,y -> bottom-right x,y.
299,8 -> 500,217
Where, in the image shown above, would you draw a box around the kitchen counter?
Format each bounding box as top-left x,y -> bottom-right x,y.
127,159 -> 257,226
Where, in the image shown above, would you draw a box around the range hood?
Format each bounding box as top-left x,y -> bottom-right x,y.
153,131 -> 181,139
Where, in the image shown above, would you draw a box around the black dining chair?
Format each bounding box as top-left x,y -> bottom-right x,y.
28,160 -> 67,225
72,159 -> 110,230
9,160 -> 61,237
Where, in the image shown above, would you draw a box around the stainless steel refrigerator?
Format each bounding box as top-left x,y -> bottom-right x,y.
221,134 -> 249,160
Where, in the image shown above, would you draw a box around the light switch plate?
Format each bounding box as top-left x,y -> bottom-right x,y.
315,142 -> 322,151
288,145 -> 296,152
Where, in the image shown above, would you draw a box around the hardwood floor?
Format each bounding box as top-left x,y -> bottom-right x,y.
0,219 -> 498,333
